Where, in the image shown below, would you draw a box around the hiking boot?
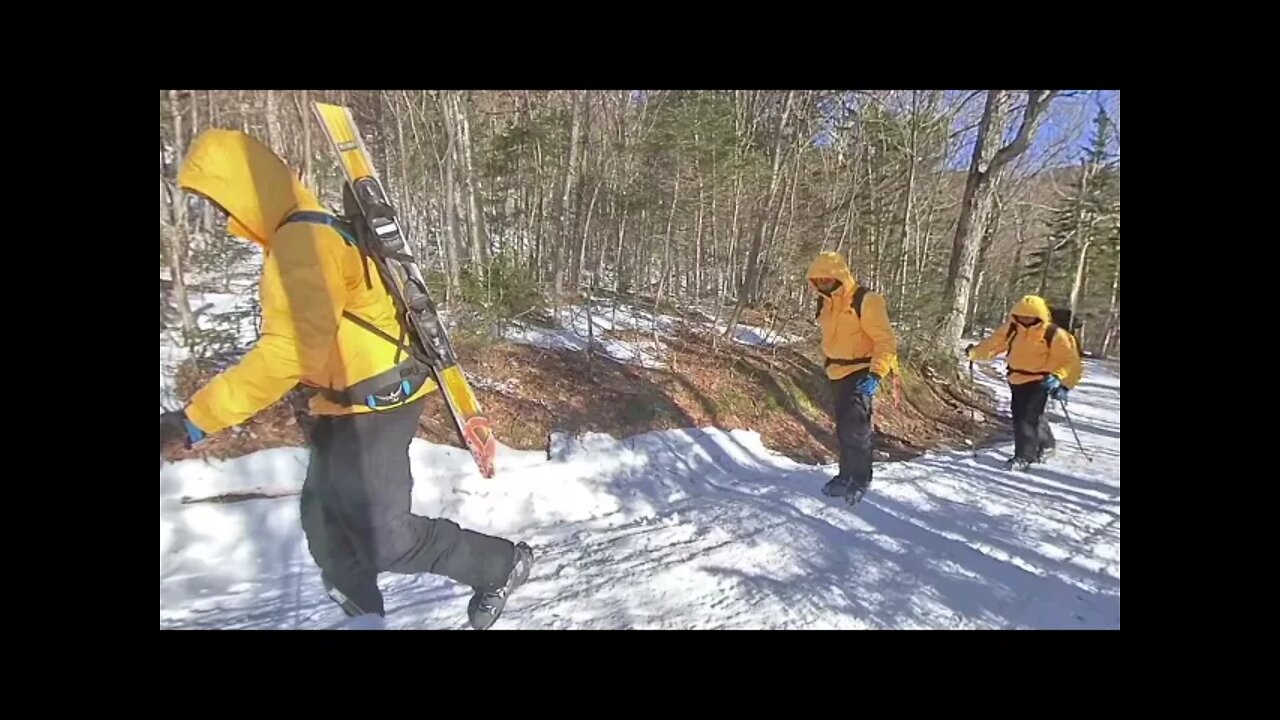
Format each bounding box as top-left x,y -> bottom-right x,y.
822,476 -> 853,497
845,481 -> 870,507
467,542 -> 535,631
1005,457 -> 1032,472
326,584 -> 380,619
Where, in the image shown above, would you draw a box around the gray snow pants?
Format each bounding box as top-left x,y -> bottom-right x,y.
300,397 -> 516,617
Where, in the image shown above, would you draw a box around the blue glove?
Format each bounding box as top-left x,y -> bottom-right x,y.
160,411 -> 206,453
184,416 -> 206,444
855,374 -> 880,396
1042,375 -> 1061,394
1051,386 -> 1069,403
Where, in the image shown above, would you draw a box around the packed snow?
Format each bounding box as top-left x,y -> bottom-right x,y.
159,359 -> 1120,630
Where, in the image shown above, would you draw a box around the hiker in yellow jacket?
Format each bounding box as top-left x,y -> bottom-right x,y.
968,294 -> 1083,470
807,252 -> 898,505
158,129 -> 531,629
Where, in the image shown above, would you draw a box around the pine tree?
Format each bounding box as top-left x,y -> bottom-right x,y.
1026,103 -> 1119,347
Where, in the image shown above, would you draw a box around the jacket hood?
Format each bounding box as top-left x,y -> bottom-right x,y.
1010,294 -> 1053,324
806,251 -> 858,296
177,129 -> 323,247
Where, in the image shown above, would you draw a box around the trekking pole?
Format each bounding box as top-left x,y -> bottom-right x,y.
968,361 -> 977,424
1058,396 -> 1093,462
967,348 -> 979,456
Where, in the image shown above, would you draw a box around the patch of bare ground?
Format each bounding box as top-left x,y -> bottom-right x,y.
162,323 -> 1007,469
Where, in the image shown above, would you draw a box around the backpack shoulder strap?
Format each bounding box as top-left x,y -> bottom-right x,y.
1005,322 -> 1018,353
1045,323 -> 1059,347
852,286 -> 868,318
280,211 -> 409,355
279,210 -> 358,247
281,210 -> 376,290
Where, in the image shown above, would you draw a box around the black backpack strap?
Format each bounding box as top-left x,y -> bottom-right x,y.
1045,323 -> 1059,347
814,296 -> 824,320
1005,322 -> 1018,354
279,211 -> 358,246
313,357 -> 431,409
280,210 -> 375,290
342,310 -> 416,358
852,286 -> 868,318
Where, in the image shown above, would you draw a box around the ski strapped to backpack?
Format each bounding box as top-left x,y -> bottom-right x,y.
306,101 -> 498,478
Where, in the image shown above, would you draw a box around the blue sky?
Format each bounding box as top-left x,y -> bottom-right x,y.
627,90 -> 1120,172
1025,89 -> 1119,167
806,90 -> 1119,171
948,90 -> 1119,171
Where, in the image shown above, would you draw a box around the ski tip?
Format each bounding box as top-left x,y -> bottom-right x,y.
463,416 -> 498,478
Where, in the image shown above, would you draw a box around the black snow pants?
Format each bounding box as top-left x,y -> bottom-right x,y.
832,370 -> 875,488
1009,381 -> 1056,463
300,397 -> 516,616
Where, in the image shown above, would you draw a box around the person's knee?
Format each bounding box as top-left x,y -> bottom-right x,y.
371,514 -> 460,571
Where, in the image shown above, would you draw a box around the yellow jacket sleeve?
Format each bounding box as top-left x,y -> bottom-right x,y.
863,292 -> 898,378
185,225 -> 346,434
970,322 -> 1012,361
1050,331 -> 1084,389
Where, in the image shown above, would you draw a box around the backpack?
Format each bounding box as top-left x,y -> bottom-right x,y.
275,205 -> 430,410
1050,306 -> 1084,357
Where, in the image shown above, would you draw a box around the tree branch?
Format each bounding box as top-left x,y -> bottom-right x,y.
988,90 -> 1062,173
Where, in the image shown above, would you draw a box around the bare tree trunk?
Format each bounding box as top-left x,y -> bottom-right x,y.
392,93 -> 410,236
189,90 -> 216,235
554,92 -> 585,299
695,178 -> 705,300
939,90 -> 1060,353
1005,204 -> 1027,311
725,171 -> 742,299
266,90 -> 283,156
451,92 -> 489,273
726,90 -> 793,336
1100,256 -> 1120,357
897,90 -> 919,301
442,119 -> 462,294
301,90 -> 314,192
579,179 -> 602,286
1036,241 -> 1056,297
968,193 -> 1003,332
1068,163 -> 1095,323
165,90 -> 195,336
1069,238 -> 1092,324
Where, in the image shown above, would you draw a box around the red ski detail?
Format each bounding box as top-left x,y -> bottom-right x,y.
463,416 -> 497,478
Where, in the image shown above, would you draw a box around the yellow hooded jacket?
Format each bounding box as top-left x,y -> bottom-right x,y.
806,252 -> 898,381
969,295 -> 1083,388
177,129 -> 436,435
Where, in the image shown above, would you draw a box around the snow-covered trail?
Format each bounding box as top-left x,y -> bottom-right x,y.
159,361 -> 1119,630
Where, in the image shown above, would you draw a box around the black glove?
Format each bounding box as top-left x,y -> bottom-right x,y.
964,343 -> 976,357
